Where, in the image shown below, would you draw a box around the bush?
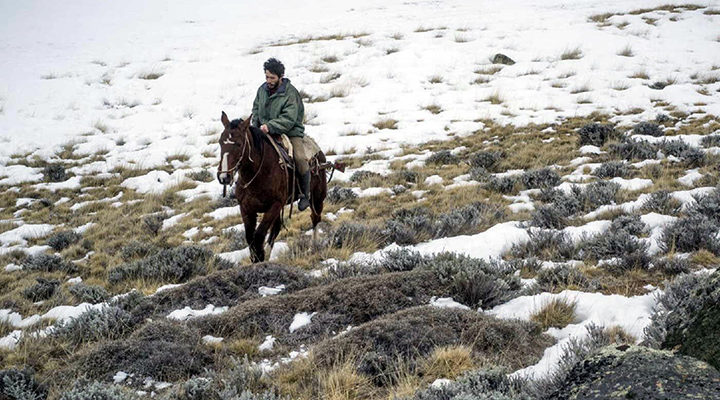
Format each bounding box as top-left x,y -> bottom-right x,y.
680,147 -> 706,167
329,222 -> 385,249
578,123 -> 614,147
53,306 -> 134,347
579,229 -> 650,272
658,139 -> 690,157
691,188 -> 720,222
469,151 -> 502,171
212,195 -> 238,210
143,213 -> 166,236
536,264 -> 590,291
43,163 -> 66,182
486,176 -> 518,194
609,214 -> 645,236
392,170 -> 419,183
427,150 -> 459,165
701,134 -> 720,148
633,121 -> 663,137
68,283 -> 110,304
59,380 -> 138,400
641,190 -> 681,215
468,166 -> 489,182
75,320 -> 214,382
433,202 -> 505,238
47,230 -> 81,251
187,169 -> 214,182
22,253 -> 77,273
349,170 -> 381,183
653,256 -> 691,275
609,139 -> 657,161
108,245 -> 221,285
120,241 -> 159,261
384,207 -> 433,245
530,205 -> 571,229
660,214 -> 720,254
521,168 -> 560,189
593,161 -> 628,178
583,181 -> 619,209
327,186 -> 357,204
23,278 -> 60,302
409,367 -> 531,400
511,230 -> 575,261
0,367 -> 47,400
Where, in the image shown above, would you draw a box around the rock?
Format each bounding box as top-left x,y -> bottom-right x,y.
549,345 -> 720,399
491,53 -> 515,65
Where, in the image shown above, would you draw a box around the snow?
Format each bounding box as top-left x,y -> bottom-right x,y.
259,335 -> 276,351
166,304 -> 229,321
4,263 -> 22,272
609,177 -> 653,191
579,145 -> 604,155
289,312 -> 317,333
218,242 -> 288,263
413,221 -> 529,261
202,335 -> 224,344
489,289 -> 658,380
207,206 -> 241,220
430,296 -> 470,310
32,176 -> 82,192
0,224 -> 54,247
154,283 -> 184,294
678,169 -> 703,187
161,212 -> 189,230
259,285 -> 286,297
0,330 -> 22,350
67,276 -> 82,284
424,175 -> 444,186
113,371 -> 129,384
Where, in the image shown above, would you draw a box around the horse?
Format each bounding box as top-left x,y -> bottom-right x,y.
216,111 -> 329,263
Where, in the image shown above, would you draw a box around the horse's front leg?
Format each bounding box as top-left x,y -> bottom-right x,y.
253,203 -> 283,262
267,217 -> 283,256
242,211 -> 260,263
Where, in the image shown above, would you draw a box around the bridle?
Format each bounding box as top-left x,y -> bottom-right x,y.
217,127 -> 266,195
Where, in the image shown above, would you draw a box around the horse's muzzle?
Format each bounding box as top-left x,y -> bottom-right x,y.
217,171 -> 232,185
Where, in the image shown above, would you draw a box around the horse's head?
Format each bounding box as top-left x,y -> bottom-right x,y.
217,111 -> 253,186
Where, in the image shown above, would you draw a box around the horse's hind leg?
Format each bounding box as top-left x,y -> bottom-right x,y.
253,203 -> 283,262
310,174 -> 326,242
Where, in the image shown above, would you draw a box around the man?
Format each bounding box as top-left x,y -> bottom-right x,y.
251,58 -> 312,211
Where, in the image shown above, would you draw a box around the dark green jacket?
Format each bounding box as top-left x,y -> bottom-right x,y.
251,78 -> 305,137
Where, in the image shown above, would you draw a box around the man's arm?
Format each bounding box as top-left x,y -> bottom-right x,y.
266,95 -> 299,134
250,88 -> 261,127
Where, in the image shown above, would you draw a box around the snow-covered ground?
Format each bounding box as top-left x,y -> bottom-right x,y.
1,0 -> 719,393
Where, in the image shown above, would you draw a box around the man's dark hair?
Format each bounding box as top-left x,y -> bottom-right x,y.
263,58 -> 285,77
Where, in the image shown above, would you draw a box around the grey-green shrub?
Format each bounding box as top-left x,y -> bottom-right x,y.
59,381 -> 138,400
521,168 -> 560,189
633,122 -> 663,137
23,278 -> 60,302
69,283 -> 110,304
327,186 -> 358,204
22,253 -> 77,273
108,245 -> 221,285
53,306 -> 134,347
577,123 -> 614,147
427,149 -> 459,165
47,230 -> 81,251
0,368 -> 47,400
593,161 -> 628,178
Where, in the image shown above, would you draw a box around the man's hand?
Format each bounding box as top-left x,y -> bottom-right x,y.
260,124 -> 269,134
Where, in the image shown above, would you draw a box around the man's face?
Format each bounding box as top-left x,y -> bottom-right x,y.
265,70 -> 281,89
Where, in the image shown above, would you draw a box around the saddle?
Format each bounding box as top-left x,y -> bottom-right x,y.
265,134 -> 294,169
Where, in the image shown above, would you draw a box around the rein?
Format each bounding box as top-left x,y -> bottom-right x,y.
219,129 -> 266,195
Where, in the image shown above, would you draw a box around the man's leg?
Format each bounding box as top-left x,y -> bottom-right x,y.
290,137 -> 311,211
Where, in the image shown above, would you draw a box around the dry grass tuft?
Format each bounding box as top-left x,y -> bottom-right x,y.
560,47 -> 583,60
617,45 -> 634,57
530,297 -> 577,330
422,104 -> 443,114
373,118 -> 399,130
421,345 -> 475,381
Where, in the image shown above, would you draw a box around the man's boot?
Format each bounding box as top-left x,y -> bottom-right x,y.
298,170 -> 311,211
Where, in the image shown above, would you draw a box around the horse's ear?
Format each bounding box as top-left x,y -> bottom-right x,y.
241,114 -> 252,130
221,111 -> 230,128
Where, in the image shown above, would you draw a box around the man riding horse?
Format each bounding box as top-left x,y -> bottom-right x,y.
251,58 -> 312,211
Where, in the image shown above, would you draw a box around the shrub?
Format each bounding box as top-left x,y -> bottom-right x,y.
384,207 -> 433,245
392,170 -> 419,183
327,186 -> 358,204
660,214 -> 720,254
641,190 -> 682,215
108,245 -> 221,285
187,169 -> 214,182
536,264 -> 590,291
512,230 -> 575,261
23,278 -> 60,302
583,181 -> 619,208
530,205 -> 569,229
329,222 -> 385,249
486,176 -> 518,194
0,367 -> 47,400
47,230 -> 81,251
143,213 -> 166,236
212,195 -> 238,209
120,241 -> 159,261
349,170 -> 381,183
22,253 -> 77,273
691,188 -> 720,223
381,248 -> 426,273
659,139 -> 690,157
59,380 -> 138,400
468,166 -> 489,182
433,202 -> 505,238
68,282 -> 110,303
701,134 -> 720,148
609,214 -> 645,236
633,121 -> 663,137
679,147 -> 706,167
469,151 -> 502,171
609,139 -> 657,161
578,123 -> 614,147
43,163 -> 66,182
75,320 -> 214,382
426,150 -> 459,165
579,229 -> 650,272
593,161 -> 628,178
409,367 -> 531,399
521,168 -> 560,189
653,256 -> 691,275
53,306 -> 134,347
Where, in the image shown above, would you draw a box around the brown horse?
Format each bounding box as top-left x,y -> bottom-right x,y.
217,111 -> 328,262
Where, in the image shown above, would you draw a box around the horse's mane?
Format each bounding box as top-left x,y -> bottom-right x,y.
230,118 -> 264,154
